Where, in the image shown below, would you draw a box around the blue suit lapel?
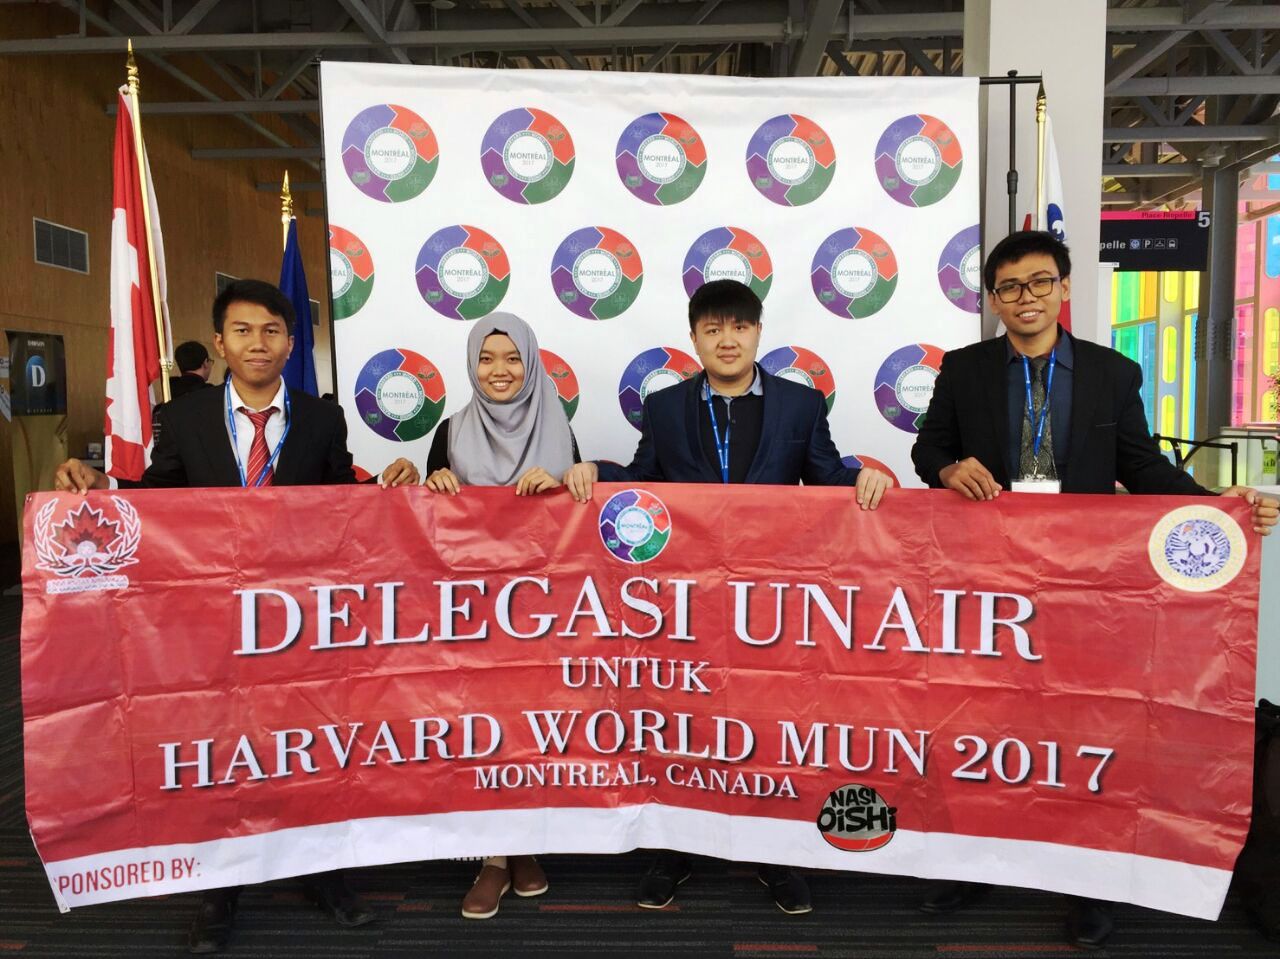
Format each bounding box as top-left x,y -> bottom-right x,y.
745,366 -> 780,484
685,373 -> 723,483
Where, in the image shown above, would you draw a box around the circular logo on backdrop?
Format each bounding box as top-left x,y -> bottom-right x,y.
746,114 -> 836,206
842,454 -> 901,487
342,104 -> 438,203
682,227 -> 773,301
540,349 -> 580,422
415,225 -> 510,320
812,227 -> 898,319
328,225 -> 374,320
1148,506 -> 1247,592
599,489 -> 672,564
551,227 -> 644,320
616,113 -> 707,205
817,783 -> 897,852
481,107 -> 575,204
874,344 -> 944,433
875,114 -> 963,207
760,346 -> 835,412
354,349 -> 446,442
618,347 -> 701,430
937,225 -> 982,313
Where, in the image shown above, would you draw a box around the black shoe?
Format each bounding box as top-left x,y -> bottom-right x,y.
1065,898 -> 1114,949
918,880 -> 988,914
636,853 -> 693,909
757,865 -> 812,915
304,873 -> 377,928
188,889 -> 238,954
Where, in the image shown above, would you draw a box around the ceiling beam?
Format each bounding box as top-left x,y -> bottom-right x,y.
1111,76 -> 1280,96
1102,162 -> 1200,176
1102,123 -> 1280,142
170,0 -> 221,36
792,0 -> 844,77
335,0 -> 412,64
106,99 -> 319,116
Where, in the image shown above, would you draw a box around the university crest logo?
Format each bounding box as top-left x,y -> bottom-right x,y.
35,497 -> 140,593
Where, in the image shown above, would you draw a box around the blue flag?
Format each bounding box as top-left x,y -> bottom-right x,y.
279,218 -> 318,395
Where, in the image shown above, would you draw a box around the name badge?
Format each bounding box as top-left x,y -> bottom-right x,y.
1011,479 -> 1062,494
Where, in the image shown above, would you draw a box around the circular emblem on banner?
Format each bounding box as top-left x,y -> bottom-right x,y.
875,114 -> 962,207
354,349 -> 446,442
812,227 -> 898,319
540,349 -> 580,421
817,783 -> 897,852
415,225 -> 510,320
342,104 -> 438,203
746,114 -> 836,206
874,344 -> 944,433
481,107 -> 575,204
328,225 -> 375,320
616,112 -> 707,205
551,227 -> 644,320
618,347 -> 701,430
682,227 -> 773,301
1148,506 -> 1247,592
842,455 -> 901,487
937,224 -> 982,313
760,346 -> 836,412
599,488 -> 672,564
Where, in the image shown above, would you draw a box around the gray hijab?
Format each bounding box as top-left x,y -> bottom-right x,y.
447,313 -> 575,486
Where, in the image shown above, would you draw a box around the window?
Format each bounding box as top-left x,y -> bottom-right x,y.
33,218 -> 89,273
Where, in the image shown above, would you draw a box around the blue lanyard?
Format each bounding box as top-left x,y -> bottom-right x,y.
225,380 -> 292,487
1021,348 -> 1056,460
704,390 -> 730,484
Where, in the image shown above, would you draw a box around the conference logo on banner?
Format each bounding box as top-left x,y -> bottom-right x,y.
354,348 -> 446,442
682,227 -> 773,301
817,784 -> 897,852
812,227 -> 898,319
746,114 -> 836,206
618,347 -> 701,429
342,104 -> 438,203
616,112 -> 707,205
874,343 -> 943,433
937,224 -> 982,314
598,488 -> 672,563
415,225 -> 510,320
551,227 -> 644,320
876,113 -> 963,207
1148,506 -> 1247,593
760,346 -> 835,412
481,107 -> 575,204
328,226 -> 375,320
540,349 -> 580,421
32,498 -> 139,594
842,454 -> 902,487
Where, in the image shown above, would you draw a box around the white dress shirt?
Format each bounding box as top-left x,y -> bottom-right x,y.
226,379 -> 287,481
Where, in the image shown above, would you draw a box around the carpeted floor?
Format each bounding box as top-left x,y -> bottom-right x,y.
2,594 -> 1276,957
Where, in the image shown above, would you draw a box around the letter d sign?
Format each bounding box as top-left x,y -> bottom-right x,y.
27,357 -> 46,389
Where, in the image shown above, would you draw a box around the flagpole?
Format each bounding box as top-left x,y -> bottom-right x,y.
126,40 -> 172,402
281,170 -> 293,250
1035,82 -> 1047,233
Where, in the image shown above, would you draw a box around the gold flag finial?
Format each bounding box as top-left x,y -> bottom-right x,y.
281,171 -> 293,250
126,39 -> 139,94
1034,82 -> 1048,232
1035,81 -> 1046,121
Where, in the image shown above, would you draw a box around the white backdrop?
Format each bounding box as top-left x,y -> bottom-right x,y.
320,62 -> 981,484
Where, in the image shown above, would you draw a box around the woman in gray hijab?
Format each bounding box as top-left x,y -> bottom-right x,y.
425,312 -> 578,496
423,313 -> 576,918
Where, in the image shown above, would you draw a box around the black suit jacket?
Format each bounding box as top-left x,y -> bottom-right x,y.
168,373 -> 212,399
911,331 -> 1210,496
133,384 -> 356,488
597,368 -> 858,486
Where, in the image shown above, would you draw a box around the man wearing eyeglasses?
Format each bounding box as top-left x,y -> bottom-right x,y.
910,230 -> 1277,948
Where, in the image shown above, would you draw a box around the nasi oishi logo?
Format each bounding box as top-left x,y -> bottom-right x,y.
817,783 -> 897,852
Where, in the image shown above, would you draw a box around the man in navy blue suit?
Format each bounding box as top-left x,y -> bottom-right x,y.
563,279 -> 891,915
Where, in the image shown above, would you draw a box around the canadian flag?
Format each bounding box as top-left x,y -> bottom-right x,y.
105,86 -> 171,481
1022,114 -> 1070,330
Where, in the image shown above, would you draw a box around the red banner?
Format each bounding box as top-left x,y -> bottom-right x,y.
21,486 -> 1259,918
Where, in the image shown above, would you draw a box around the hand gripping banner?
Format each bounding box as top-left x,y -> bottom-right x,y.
21,487 -> 1258,918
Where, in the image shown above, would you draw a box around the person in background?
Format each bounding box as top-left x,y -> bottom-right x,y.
423,312 -> 575,918
169,340 -> 214,398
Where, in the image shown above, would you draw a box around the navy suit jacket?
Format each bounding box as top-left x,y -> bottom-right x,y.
911,331 -> 1210,496
597,368 -> 859,486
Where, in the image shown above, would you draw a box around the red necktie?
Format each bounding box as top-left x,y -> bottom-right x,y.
239,407 -> 278,487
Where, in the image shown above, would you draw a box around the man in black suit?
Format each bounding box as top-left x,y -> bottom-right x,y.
564,279 -> 892,916
169,341 -> 214,399
910,230 -> 1277,948
55,279 -> 418,953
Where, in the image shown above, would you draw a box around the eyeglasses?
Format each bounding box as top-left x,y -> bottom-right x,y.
992,276 -> 1061,303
